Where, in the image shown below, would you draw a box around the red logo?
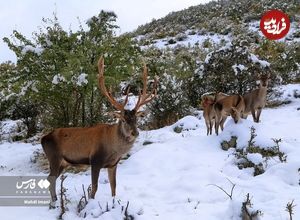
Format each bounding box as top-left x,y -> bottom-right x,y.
260,9 -> 290,40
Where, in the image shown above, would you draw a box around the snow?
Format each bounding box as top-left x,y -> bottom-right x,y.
52,74 -> 66,85
76,73 -> 88,86
21,45 -> 44,55
204,42 -> 233,64
274,83 -> 300,101
20,80 -> 35,96
124,95 -> 139,111
248,21 -> 300,43
249,53 -> 270,68
232,64 -> 246,75
204,52 -> 212,64
246,153 -> 264,165
172,116 -> 201,131
0,84 -> 300,219
139,31 -> 231,50
0,120 -> 27,142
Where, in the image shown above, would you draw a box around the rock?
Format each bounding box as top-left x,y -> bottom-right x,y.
221,136 -> 237,150
0,120 -> 27,142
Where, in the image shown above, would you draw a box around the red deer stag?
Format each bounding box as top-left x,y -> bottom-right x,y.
41,57 -> 158,206
242,73 -> 270,122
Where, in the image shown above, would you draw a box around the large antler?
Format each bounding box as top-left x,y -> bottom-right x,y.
98,57 -> 129,111
134,62 -> 158,111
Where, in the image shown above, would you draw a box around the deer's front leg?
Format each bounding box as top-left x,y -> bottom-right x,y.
205,118 -> 210,136
256,107 -> 262,123
209,119 -> 214,135
108,165 -> 118,197
251,108 -> 257,122
90,165 -> 101,199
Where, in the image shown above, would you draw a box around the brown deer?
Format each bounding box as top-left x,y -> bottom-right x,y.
242,73 -> 270,123
214,94 -> 245,135
201,92 -> 228,135
41,57 -> 158,206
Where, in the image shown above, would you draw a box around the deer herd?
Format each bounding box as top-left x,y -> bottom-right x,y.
41,57 -> 271,206
201,73 -> 270,136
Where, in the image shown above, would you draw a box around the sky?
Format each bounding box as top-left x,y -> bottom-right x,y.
0,0 -> 211,63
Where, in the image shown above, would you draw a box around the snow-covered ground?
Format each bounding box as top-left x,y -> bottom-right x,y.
138,30 -> 231,49
0,84 -> 300,220
137,20 -> 300,50
248,21 -> 300,42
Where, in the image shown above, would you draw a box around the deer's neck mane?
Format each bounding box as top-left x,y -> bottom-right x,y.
117,120 -> 136,144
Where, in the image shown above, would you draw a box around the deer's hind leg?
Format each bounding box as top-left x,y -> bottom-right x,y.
220,115 -> 227,131
215,115 -> 220,136
47,156 -> 64,207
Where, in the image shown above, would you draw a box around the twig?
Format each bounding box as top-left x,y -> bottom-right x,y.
82,184 -> 87,204
207,178 -> 236,200
241,193 -> 262,220
194,201 -> 200,209
59,175 -> 67,219
77,184 -> 88,214
286,200 -> 296,220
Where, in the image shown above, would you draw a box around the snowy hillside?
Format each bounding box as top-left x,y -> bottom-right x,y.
138,31 -> 231,49
136,20 -> 300,50
0,84 -> 300,220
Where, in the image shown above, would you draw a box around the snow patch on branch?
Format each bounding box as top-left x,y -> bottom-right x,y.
232,64 -> 247,75
52,74 -> 66,85
76,73 -> 88,86
249,53 -> 270,68
21,45 -> 44,55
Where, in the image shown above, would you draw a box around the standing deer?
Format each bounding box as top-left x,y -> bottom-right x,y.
41,57 -> 158,206
242,73 -> 270,122
214,94 -> 245,135
201,92 -> 228,135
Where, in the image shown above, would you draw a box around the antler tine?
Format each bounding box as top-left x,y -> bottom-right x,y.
134,90 -> 142,111
142,61 -> 148,96
133,62 -> 147,111
134,61 -> 158,111
98,57 -> 124,111
138,76 -> 158,106
122,86 -> 130,108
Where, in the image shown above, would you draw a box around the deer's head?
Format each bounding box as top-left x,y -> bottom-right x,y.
258,73 -> 271,88
230,107 -> 242,124
98,57 -> 158,140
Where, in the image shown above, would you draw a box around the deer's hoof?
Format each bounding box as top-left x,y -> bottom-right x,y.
49,201 -> 57,209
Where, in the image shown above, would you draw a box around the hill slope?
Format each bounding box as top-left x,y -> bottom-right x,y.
132,0 -> 300,41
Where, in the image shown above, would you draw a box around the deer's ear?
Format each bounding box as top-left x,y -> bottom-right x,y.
136,111 -> 146,118
110,112 -> 125,121
255,73 -> 261,80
